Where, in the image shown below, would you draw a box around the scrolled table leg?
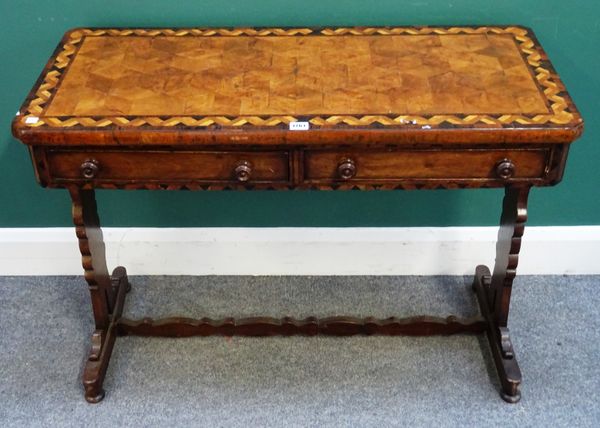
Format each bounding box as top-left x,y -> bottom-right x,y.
473,185 -> 530,403
69,187 -> 129,403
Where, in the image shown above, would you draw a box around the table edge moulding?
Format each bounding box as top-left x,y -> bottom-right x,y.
11,26 -> 583,404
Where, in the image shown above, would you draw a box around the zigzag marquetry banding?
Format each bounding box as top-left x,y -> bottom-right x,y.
54,180 -> 520,191
116,315 -> 486,337
18,26 -> 579,130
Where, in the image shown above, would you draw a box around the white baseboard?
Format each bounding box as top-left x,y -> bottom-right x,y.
0,227 -> 598,276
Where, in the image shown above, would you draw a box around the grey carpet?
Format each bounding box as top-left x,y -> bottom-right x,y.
0,275 -> 599,427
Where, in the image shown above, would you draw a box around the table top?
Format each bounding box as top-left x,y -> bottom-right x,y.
13,26 -> 582,146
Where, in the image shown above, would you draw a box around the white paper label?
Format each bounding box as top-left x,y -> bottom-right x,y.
289,121 -> 309,131
25,116 -> 39,124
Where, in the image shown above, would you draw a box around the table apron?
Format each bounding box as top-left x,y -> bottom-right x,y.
30,144 -> 569,190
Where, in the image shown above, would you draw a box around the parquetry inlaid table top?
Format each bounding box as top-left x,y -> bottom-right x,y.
13,26 -> 582,146
12,26 -> 583,404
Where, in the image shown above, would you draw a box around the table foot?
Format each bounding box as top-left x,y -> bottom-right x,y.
500,390 -> 522,404
112,266 -> 131,294
83,266 -> 129,404
84,388 -> 105,404
473,265 -> 522,403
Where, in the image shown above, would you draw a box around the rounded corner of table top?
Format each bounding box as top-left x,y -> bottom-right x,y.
14,25 -> 584,144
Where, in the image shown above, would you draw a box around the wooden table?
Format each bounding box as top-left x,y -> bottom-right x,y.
12,26 -> 583,404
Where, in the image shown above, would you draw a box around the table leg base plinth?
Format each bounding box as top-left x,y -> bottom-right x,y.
82,266 -> 129,404
81,266 -> 523,404
473,265 -> 522,403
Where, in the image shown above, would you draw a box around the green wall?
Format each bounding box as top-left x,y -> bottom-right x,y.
1,1 -> 598,227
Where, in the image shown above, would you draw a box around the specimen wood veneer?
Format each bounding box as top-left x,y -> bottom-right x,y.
13,26 -> 582,146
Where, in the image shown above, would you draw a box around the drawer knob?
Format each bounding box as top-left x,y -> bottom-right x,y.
337,158 -> 357,180
234,160 -> 252,182
495,159 -> 515,180
80,159 -> 100,179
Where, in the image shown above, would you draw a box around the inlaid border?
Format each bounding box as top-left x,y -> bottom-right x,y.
18,26 -> 580,130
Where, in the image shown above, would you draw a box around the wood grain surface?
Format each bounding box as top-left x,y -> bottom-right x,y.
46,34 -> 547,117
13,26 -> 582,142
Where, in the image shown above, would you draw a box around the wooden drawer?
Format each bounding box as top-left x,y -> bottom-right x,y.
46,150 -> 290,183
303,149 -> 550,182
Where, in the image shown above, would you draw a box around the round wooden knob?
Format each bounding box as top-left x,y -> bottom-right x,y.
337,158 -> 356,180
234,160 -> 252,182
495,159 -> 515,180
80,159 -> 100,179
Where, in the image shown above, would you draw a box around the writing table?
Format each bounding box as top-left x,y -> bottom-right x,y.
12,26 -> 583,403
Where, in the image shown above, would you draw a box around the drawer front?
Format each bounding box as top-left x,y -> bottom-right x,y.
47,150 -> 290,183
303,149 -> 549,182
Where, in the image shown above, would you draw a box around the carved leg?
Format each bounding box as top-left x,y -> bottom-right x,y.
473,186 -> 530,403
69,188 -> 129,403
